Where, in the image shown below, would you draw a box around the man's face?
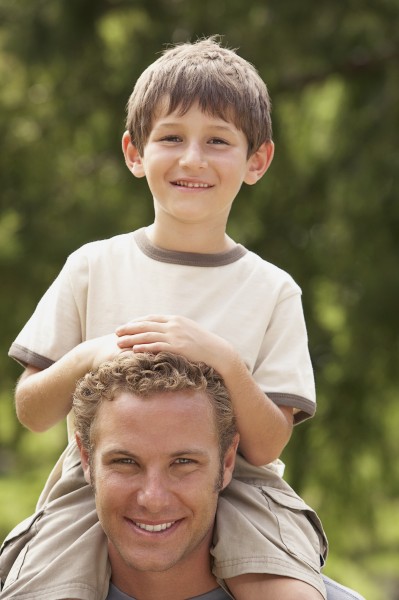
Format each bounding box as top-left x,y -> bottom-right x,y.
79,389 -> 236,584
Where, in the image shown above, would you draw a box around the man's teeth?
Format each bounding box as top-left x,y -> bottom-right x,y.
135,521 -> 175,532
175,180 -> 210,188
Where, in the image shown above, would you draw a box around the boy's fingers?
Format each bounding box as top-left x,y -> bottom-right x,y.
115,315 -> 170,335
117,331 -> 167,348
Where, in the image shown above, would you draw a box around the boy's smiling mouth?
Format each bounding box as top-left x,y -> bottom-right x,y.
173,180 -> 212,189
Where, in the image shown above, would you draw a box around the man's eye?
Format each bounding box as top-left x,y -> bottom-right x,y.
175,458 -> 195,465
113,458 -> 136,465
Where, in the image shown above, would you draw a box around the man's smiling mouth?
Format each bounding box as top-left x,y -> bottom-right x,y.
134,521 -> 176,532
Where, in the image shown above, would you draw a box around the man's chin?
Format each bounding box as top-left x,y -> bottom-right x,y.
112,548 -> 183,575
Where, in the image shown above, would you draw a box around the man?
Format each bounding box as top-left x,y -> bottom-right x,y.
73,352 -> 365,600
74,351 -> 238,600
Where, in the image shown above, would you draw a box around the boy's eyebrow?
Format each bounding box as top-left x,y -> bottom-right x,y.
152,122 -> 236,133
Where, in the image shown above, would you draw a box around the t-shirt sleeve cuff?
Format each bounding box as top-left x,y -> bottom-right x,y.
267,392 -> 316,424
8,343 -> 55,370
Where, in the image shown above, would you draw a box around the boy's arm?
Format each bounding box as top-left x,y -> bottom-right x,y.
116,315 -> 293,466
15,334 -> 126,432
213,349 -> 294,466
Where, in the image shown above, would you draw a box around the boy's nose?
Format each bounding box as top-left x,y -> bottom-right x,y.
136,472 -> 173,514
179,143 -> 207,170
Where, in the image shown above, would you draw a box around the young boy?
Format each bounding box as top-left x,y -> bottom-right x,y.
1,37 -> 328,599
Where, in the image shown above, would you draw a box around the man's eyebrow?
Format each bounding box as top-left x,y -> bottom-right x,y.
101,449 -> 137,459
101,448 -> 210,459
169,449 -> 210,459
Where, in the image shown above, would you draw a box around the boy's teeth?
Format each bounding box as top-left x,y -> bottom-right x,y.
175,180 -> 210,188
135,521 -> 175,532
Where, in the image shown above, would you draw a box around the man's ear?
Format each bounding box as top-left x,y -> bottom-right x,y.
221,434 -> 240,491
244,141 -> 274,185
122,130 -> 146,178
76,433 -> 92,485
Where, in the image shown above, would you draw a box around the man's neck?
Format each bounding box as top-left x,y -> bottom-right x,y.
111,554 -> 219,600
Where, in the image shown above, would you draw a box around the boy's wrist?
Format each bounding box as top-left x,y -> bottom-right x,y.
70,339 -> 98,375
212,343 -> 243,382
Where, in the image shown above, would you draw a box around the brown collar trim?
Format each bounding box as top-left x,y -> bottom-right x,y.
134,228 -> 247,267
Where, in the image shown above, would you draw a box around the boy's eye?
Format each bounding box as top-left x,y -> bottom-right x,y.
209,137 -> 228,145
160,135 -> 181,143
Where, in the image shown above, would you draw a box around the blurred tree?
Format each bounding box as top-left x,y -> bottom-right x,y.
1,0 -> 398,597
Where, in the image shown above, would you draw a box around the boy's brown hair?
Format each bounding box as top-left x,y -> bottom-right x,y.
126,36 -> 272,157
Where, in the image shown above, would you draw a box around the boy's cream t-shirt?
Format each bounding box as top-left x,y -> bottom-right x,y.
9,228 -> 316,452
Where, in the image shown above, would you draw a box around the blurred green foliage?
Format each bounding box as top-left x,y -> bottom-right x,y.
1,1 -> 398,598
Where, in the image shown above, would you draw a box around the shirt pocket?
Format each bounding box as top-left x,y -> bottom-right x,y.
261,486 -> 328,570
0,509 -> 45,587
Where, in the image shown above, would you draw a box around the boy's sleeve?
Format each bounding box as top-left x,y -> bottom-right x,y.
8,250 -> 89,370
253,290 -> 316,424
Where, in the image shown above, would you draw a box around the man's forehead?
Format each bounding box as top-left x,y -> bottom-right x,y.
110,389 -> 213,413
94,389 -> 218,449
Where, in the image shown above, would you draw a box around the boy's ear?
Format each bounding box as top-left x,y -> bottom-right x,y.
76,433 -> 92,485
221,434 -> 240,491
244,141 -> 274,185
122,130 -> 145,178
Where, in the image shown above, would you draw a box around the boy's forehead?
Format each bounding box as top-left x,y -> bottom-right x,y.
152,95 -> 238,125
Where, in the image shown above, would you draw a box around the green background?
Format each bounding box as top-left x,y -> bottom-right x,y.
1,1 -> 398,598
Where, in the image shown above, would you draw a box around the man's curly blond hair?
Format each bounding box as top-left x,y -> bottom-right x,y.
73,352 -> 237,462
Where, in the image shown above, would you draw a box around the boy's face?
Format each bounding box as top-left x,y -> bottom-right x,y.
123,101 -> 273,231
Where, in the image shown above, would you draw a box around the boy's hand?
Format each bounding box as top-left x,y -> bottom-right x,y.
116,315 -> 293,466
83,333 -> 134,371
115,315 -> 233,371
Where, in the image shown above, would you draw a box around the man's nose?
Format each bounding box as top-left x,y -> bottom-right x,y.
136,472 -> 172,513
179,142 -> 207,170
